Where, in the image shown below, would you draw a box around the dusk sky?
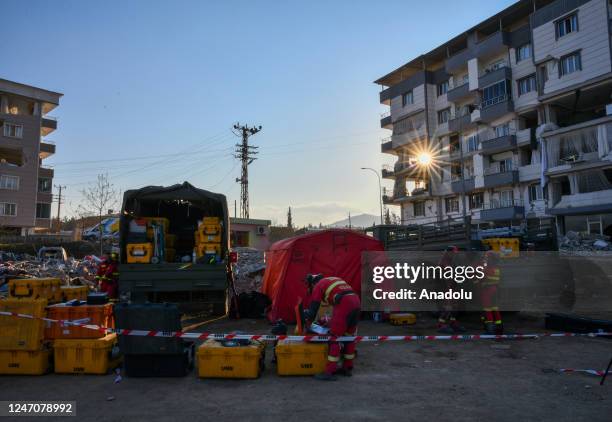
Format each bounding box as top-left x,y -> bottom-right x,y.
2,0 -> 515,226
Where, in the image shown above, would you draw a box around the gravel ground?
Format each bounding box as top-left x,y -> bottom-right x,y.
1,313 -> 610,421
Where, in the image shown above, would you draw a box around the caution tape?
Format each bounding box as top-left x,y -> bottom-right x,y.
1,310 -> 611,342
558,368 -> 606,377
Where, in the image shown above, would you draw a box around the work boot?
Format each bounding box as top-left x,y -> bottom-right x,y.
495,323 -> 504,335
437,324 -> 454,334
314,372 -> 337,381
335,367 -> 353,377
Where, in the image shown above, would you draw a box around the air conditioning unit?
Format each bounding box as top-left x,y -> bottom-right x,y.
256,226 -> 266,236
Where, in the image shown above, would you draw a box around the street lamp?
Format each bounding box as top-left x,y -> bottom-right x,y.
361,167 -> 384,225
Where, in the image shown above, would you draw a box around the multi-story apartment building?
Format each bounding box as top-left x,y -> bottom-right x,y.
377,0 -> 612,237
0,78 -> 62,234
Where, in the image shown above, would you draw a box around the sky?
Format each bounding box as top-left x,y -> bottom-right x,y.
2,0 -> 515,226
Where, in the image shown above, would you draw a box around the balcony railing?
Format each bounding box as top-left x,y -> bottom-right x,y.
483,199 -> 524,210
481,94 -> 509,110
380,111 -> 391,119
484,162 -> 514,175
480,199 -> 525,221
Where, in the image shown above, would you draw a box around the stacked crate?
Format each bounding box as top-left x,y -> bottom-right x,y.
114,303 -> 194,377
0,278 -> 61,375
195,217 -> 222,262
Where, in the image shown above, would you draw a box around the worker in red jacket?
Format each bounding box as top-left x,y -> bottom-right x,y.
477,251 -> 502,334
100,252 -> 119,299
303,274 -> 361,381
95,255 -> 110,290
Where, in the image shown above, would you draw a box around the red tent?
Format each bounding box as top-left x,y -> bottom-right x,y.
261,229 -> 384,322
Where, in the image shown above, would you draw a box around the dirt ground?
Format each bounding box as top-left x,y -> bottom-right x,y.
1,313 -> 610,421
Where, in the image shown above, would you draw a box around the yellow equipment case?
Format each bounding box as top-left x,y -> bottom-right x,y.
389,313 -> 417,326
0,347 -> 52,375
0,298 -> 47,351
197,340 -> 265,379
8,278 -> 62,303
54,333 -> 122,374
126,242 -> 153,264
60,285 -> 89,302
275,340 -> 328,376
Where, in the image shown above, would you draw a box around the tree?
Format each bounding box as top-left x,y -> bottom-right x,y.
287,206 -> 293,229
78,173 -> 117,255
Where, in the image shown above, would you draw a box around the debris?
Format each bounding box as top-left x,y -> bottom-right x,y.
558,231 -> 612,254
232,247 -> 265,294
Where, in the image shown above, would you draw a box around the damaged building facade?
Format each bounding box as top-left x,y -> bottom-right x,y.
377,0 -> 612,236
0,78 -> 62,234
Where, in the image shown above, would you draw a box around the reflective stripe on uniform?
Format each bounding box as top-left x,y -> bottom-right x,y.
343,354 -> 355,360
323,280 -> 347,304
327,355 -> 340,362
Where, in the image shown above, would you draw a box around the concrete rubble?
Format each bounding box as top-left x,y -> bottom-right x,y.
558,230 -> 612,255
232,247 -> 265,294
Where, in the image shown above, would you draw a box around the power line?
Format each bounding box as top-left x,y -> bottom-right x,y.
233,122 -> 262,219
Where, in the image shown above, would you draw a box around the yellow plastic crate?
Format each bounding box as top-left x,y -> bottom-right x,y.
0,298 -> 47,351
54,333 -> 122,375
144,217 -> 170,240
0,347 -> 52,375
196,243 -> 221,258
482,238 -> 520,258
201,217 -> 220,226
126,242 -> 153,264
275,340 -> 328,376
197,340 -> 264,379
8,278 -> 62,303
389,313 -> 416,326
61,285 -> 89,302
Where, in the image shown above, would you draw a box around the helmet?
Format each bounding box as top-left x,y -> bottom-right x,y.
110,252 -> 119,261
305,273 -> 323,289
446,245 -> 459,253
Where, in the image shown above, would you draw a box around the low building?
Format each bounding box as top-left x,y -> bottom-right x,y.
230,217 -> 271,251
0,78 -> 62,235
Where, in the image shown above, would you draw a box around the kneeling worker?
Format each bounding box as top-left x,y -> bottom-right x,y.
303,274 -> 361,381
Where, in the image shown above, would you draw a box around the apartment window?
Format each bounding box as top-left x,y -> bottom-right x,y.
437,81 -> 449,96
438,108 -> 451,124
497,158 -> 513,172
487,60 -> 506,72
469,192 -> 484,209
517,74 -> 537,96
413,201 -> 425,216
445,197 -> 459,213
556,14 -> 578,38
528,184 -> 543,202
466,135 -> 478,152
38,177 -> 52,193
3,123 -> 23,138
494,123 -> 511,138
36,203 -> 51,219
0,175 -> 19,190
481,80 -> 510,108
516,44 -> 531,62
0,203 -> 17,216
402,91 -> 414,107
499,190 -> 514,207
559,52 -> 581,77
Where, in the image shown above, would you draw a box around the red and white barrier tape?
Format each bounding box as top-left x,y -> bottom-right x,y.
1,310 -> 611,342
558,368 -> 606,377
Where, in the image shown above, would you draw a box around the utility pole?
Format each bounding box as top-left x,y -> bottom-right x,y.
54,185 -> 66,233
233,123 -> 262,219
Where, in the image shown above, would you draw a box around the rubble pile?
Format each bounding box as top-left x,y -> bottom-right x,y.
232,247 -> 266,294
558,231 -> 612,255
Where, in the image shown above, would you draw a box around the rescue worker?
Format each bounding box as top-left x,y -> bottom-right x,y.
100,252 -> 119,299
95,255 -> 110,292
436,246 -> 465,334
303,274 -> 360,381
477,250 -> 502,334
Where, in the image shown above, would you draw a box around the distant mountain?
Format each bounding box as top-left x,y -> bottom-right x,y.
328,213 -> 379,228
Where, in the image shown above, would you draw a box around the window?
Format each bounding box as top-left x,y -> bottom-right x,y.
413,201 -> 425,216
466,134 -> 478,152
402,91 -> 414,107
481,80 -> 510,108
516,44 -> 531,62
517,74 -> 537,96
494,123 -> 511,138
38,177 -> 52,193
0,175 -> 19,190
528,184 -> 543,202
487,60 -> 506,72
3,123 -> 23,138
498,158 -> 513,172
499,190 -> 514,207
36,203 -> 51,219
556,14 -> 578,38
438,108 -> 451,124
437,81 -> 449,96
445,197 -> 459,213
469,192 -> 484,209
560,52 -> 581,76
0,203 -> 17,216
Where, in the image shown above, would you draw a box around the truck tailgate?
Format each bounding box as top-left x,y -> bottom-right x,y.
119,263 -> 227,292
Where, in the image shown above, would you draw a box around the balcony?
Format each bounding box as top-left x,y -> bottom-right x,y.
39,166 -> 54,178
446,48 -> 473,74
381,136 -> 393,153
39,140 -> 56,158
411,186 -> 429,196
479,96 -> 514,123
379,71 -> 428,104
480,199 -> 525,221
41,116 -> 57,136
475,31 -> 510,60
448,113 -> 475,133
451,176 -> 475,193
35,218 -> 52,229
548,190 -> 612,215
519,163 -> 542,182
483,165 -> 519,188
447,83 -> 472,103
480,134 -> 516,154
382,164 -> 394,179
516,128 -> 534,146
380,111 -> 392,129
37,192 -> 53,203
478,66 -> 511,89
